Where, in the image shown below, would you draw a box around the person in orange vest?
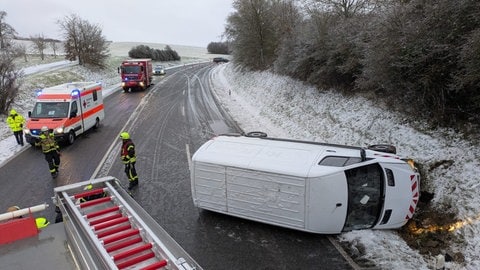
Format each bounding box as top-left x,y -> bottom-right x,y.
35,126 -> 61,178
6,109 -> 25,146
120,132 -> 139,190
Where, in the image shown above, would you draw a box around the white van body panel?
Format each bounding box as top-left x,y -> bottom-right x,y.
191,135 -> 420,233
306,173 -> 348,233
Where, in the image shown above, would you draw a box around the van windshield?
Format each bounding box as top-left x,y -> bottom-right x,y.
343,163 -> 384,231
31,102 -> 69,118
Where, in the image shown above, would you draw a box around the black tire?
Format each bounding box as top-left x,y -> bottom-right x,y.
93,118 -> 100,130
368,144 -> 397,154
245,131 -> 267,138
67,131 -> 75,145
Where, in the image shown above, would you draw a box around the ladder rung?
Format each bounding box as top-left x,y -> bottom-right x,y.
102,229 -> 140,245
89,213 -> 123,226
85,206 -> 120,219
105,237 -> 143,253
113,243 -> 153,261
116,252 -> 155,269
93,216 -> 129,231
73,188 -> 106,199
140,260 -> 168,270
79,196 -> 112,208
97,224 -> 131,238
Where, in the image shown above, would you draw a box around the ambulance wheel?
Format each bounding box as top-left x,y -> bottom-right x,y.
245,131 -> 267,138
67,131 -> 76,145
367,144 -> 396,154
93,118 -> 100,129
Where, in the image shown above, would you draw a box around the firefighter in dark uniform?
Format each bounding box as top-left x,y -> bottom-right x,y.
120,132 -> 139,189
36,126 -> 61,178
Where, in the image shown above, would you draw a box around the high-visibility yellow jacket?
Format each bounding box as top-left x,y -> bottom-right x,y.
36,132 -> 59,153
121,139 -> 136,163
6,109 -> 25,132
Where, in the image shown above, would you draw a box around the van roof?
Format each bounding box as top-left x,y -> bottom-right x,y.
192,135 -> 370,177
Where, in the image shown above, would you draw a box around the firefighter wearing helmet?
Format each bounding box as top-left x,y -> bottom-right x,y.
120,132 -> 139,189
35,126 -> 61,178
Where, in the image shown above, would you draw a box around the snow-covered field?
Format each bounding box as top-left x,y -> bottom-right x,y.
2,42 -> 479,270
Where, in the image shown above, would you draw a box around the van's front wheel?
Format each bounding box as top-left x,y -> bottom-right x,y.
67,131 -> 75,145
93,118 -> 100,130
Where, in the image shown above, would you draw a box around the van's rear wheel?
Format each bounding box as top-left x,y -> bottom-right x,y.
67,131 -> 75,145
367,144 -> 396,154
245,131 -> 267,138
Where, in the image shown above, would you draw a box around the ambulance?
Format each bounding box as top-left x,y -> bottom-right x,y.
24,82 -> 105,146
191,133 -> 421,234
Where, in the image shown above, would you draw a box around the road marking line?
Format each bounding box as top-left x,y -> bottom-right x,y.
327,236 -> 362,270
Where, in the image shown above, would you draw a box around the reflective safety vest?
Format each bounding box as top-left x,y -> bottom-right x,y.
121,140 -> 136,163
6,110 -> 25,132
36,132 -> 59,153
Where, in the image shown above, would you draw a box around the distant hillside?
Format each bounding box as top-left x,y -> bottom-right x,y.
13,40 -> 228,60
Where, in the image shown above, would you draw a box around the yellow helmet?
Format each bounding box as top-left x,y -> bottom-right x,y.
120,132 -> 130,140
35,217 -> 50,229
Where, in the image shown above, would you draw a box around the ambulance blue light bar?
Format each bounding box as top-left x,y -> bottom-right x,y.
71,89 -> 81,97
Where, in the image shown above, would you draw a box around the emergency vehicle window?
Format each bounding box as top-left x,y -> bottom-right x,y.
48,102 -> 68,118
92,90 -> 98,101
123,66 -> 140,73
32,103 -> 45,117
71,101 -> 78,115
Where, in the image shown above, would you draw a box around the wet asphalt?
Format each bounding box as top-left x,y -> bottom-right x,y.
0,63 -> 353,270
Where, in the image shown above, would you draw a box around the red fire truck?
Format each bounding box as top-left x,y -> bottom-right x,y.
119,59 -> 153,92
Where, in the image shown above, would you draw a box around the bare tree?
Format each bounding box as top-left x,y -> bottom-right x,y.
0,11 -> 17,50
15,43 -> 28,62
50,41 -> 59,58
0,51 -> 22,114
226,0 -> 279,70
307,0 -> 379,18
58,14 -> 109,68
30,34 -> 47,60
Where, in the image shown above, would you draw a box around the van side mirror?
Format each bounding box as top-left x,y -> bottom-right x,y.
70,111 -> 77,118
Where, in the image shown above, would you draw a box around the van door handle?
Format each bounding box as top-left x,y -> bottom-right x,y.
336,203 -> 342,207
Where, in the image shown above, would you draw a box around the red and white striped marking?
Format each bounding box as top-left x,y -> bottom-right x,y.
406,174 -> 419,219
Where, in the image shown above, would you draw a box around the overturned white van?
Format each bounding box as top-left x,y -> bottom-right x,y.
190,133 -> 420,234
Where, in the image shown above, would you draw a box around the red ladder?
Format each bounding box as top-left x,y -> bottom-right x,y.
58,179 -> 196,270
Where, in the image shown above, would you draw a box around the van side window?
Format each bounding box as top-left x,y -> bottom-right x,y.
319,156 -> 363,167
71,101 -> 78,116
92,90 -> 98,101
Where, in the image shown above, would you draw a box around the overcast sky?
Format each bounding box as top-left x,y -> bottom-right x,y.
2,0 -> 235,47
